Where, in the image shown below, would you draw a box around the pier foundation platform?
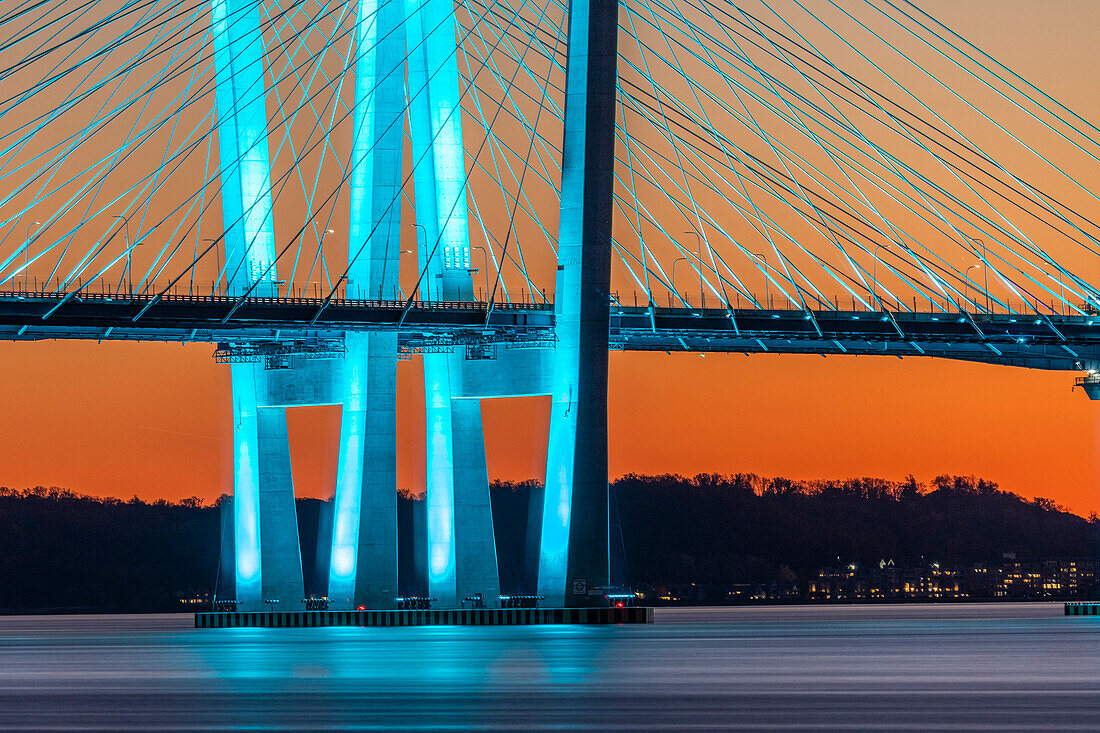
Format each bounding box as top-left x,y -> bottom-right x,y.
195,606 -> 653,628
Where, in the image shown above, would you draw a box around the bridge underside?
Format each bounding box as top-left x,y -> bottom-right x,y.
1,296 -> 1096,372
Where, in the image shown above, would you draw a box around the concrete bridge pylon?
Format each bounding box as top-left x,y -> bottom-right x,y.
213,0 -> 613,611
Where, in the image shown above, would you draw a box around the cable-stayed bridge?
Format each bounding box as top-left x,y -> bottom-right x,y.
1,0 -> 1097,612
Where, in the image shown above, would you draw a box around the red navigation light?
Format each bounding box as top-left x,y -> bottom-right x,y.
615,601 -> 625,608
357,606 -> 365,611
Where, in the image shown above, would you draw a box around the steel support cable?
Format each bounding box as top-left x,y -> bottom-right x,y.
645,0 -> 1100,276
193,0 -> 537,316
754,0 -> 1096,313
620,26 -> 878,311
0,0 -> 158,82
791,0 -> 1085,312
617,91 -> 852,309
897,0 -> 1100,142
617,85 -> 969,311
613,94 -> 796,307
147,0 -> 418,300
28,0 -> 394,300
862,0 -> 1100,301
651,0 -> 802,315
457,56 -> 550,301
425,0 -> 563,303
865,0 -> 1100,183
0,1 -> 195,276
259,0 -> 356,294
624,2 -> 983,312
409,0 -> 553,312
4,3 -> 213,290
0,0 -> 238,196
0,0 -> 184,103
0,0 -> 103,75
21,0 -> 230,290
121,23 -> 220,295
620,2 -> 940,308
638,1 -> 1091,308
619,87 -> 657,309
725,3 -> 934,319
457,0 -> 565,274
624,3 -> 737,310
702,0 -> 1100,255
624,22 -> 1095,314
145,0 -> 376,294
0,0 -> 65,29
460,0 -> 566,194
114,0 -> 251,293
483,0 -> 563,312
614,122 -> 864,311
650,0 -> 815,314
634,0 -> 759,315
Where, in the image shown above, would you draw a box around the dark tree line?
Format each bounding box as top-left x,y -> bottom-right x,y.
0,475 -> 1095,612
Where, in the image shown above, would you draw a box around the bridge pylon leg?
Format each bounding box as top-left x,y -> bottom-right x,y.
210,0 -> 278,297
537,0 -> 618,607
230,365 -> 304,610
326,0 -> 406,611
407,0 -> 500,609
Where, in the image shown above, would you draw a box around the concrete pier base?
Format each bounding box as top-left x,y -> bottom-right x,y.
1065,602 -> 1100,616
196,606 -> 653,628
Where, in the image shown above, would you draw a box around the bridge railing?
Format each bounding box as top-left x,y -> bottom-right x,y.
0,283 -> 1095,318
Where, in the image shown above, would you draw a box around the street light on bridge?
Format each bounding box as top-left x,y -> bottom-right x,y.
964,264 -> 981,310
23,220 -> 41,291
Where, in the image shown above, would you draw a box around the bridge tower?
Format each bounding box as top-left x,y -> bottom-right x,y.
326,0 -> 406,611
406,0 -> 501,609
537,0 -> 619,607
212,0 -> 304,610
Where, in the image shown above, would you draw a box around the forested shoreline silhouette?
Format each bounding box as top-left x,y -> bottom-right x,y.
0,474 -> 1094,612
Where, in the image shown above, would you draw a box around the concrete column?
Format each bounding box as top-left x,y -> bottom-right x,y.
347,0 -> 405,301
256,405 -> 305,605
537,0 -> 618,607
407,0 -> 499,608
230,364 -> 262,607
451,398 -> 501,607
210,0 -> 278,296
327,0 -> 405,610
329,333 -> 399,609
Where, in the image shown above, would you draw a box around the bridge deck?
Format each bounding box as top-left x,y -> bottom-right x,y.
0,293 -> 1096,371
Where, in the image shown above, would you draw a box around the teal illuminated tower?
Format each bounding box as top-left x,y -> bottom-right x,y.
211,0 -> 615,611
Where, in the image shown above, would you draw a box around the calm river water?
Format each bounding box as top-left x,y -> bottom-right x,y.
0,603 -> 1096,731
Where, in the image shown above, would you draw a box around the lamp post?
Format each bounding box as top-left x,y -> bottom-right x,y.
203,238 -> 221,293
113,215 -> 132,295
412,223 -> 430,300
752,252 -> 769,308
973,237 -> 990,312
683,230 -> 704,307
24,220 -> 40,291
872,243 -> 889,308
470,245 -> 491,301
671,256 -> 688,304
964,264 -> 981,310
398,249 -> 413,300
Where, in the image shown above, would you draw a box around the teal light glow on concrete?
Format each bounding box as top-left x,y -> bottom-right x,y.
406,0 -> 501,607
230,363 -> 262,604
328,349 -> 365,598
538,0 -> 617,607
328,0 -> 404,609
211,0 -> 278,296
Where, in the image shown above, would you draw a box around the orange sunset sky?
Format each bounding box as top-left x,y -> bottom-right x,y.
0,1 -> 1097,515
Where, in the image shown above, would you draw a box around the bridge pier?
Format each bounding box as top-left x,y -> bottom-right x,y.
537,0 -> 619,607
407,0 -> 502,609
325,0 -> 406,610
